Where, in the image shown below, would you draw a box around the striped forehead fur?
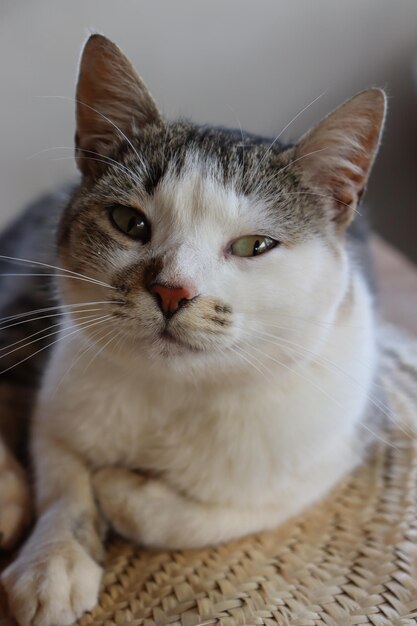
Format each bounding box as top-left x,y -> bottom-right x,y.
64,119 -> 330,250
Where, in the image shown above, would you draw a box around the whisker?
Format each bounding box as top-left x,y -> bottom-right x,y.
0,314 -> 111,362
0,308 -> 107,334
0,254 -> 113,289
0,301 -> 117,330
52,324 -> 116,397
0,315 -> 113,377
82,327 -> 123,375
249,315 -> 361,331
275,147 -> 329,176
0,310 -> 103,354
160,125 -> 171,171
242,325 -> 411,440
51,156 -> 143,188
38,95 -> 149,174
239,334 -> 397,450
246,337 -> 343,401
227,344 -> 272,383
113,327 -> 128,358
254,320 -> 384,384
258,90 -> 327,168
248,324 -> 384,391
249,148 -> 331,205
284,190 -> 361,216
226,104 -> 246,173
0,272 -> 116,288
357,422 -> 396,449
28,146 -> 143,185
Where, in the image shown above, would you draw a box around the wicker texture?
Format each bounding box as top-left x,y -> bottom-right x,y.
2,326 -> 417,625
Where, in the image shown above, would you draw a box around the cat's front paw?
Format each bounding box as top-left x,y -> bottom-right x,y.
1,538 -> 102,626
93,467 -> 148,542
93,468 -> 186,548
0,457 -> 32,550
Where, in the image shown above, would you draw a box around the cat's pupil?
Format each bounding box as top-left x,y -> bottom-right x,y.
253,240 -> 261,255
110,205 -> 150,242
127,217 -> 138,233
229,235 -> 278,257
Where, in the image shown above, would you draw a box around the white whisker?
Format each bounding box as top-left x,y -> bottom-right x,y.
82,327 -> 122,375
242,335 -> 397,450
52,324 -> 115,397
227,344 -> 272,383
261,315 -> 363,330
0,301 -> 117,330
51,156 -> 142,188
241,324 -> 408,442
28,146 -> 143,185
284,190 -> 361,216
38,95 -> 149,174
258,90 -> 327,168
0,272 -> 115,288
276,147 -> 329,176
0,315 -> 112,377
0,314 -> 111,362
248,325 -> 392,405
0,254 -> 113,289
227,104 -> 246,173
228,338 -> 271,383
0,311 -> 103,354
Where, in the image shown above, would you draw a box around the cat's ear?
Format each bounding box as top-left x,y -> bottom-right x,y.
294,89 -> 386,230
75,34 -> 162,176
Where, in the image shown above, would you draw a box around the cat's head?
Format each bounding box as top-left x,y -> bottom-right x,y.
57,34 -> 386,378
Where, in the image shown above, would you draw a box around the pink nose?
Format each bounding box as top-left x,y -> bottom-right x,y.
149,284 -> 193,317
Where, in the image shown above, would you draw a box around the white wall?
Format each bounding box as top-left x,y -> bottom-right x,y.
1,1 -> 416,259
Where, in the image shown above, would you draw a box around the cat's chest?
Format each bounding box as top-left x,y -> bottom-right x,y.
67,380 -> 263,471
40,336 -> 368,507
85,382 -> 309,506
43,358 -> 285,503
100,393 -> 281,506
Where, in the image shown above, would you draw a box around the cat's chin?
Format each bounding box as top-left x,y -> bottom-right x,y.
102,330 -> 208,366
89,321 -> 244,377
104,331 -> 241,379
159,329 -> 202,352
148,332 -> 223,369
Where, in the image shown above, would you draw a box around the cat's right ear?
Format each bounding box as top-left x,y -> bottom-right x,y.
75,34 -> 162,177
293,89 -> 386,231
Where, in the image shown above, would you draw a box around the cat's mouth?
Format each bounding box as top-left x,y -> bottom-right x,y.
161,329 -> 183,345
159,328 -> 203,353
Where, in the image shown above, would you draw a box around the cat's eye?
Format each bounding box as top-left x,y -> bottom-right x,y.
230,235 -> 278,257
110,205 -> 150,242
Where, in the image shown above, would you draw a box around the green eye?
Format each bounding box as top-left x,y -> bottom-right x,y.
230,235 -> 278,257
110,205 -> 150,242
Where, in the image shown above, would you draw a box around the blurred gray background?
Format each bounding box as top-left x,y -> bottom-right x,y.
0,0 -> 416,262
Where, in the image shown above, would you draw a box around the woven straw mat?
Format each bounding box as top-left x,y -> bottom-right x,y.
1,325 -> 417,626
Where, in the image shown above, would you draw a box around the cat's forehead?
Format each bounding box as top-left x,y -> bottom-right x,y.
121,122 -> 292,229
86,120 -> 326,244
153,154 -> 259,230
128,120 -> 289,196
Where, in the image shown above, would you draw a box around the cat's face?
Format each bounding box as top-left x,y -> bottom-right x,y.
57,35 -> 385,378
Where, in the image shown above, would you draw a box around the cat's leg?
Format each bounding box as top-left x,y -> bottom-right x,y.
93,467 -> 282,549
0,382 -> 34,550
0,436 -> 31,550
1,436 -> 105,626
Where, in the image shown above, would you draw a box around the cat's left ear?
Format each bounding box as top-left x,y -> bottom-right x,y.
75,34 -> 162,176
294,89 -> 386,230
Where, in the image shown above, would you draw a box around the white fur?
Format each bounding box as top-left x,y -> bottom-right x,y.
2,156 -> 377,626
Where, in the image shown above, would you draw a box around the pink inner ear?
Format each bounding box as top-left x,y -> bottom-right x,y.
295,89 -> 386,228
75,34 -> 162,176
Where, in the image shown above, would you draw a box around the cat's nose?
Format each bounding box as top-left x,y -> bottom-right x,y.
148,283 -> 194,318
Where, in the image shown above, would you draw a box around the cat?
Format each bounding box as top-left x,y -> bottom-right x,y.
0,34 -> 386,626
